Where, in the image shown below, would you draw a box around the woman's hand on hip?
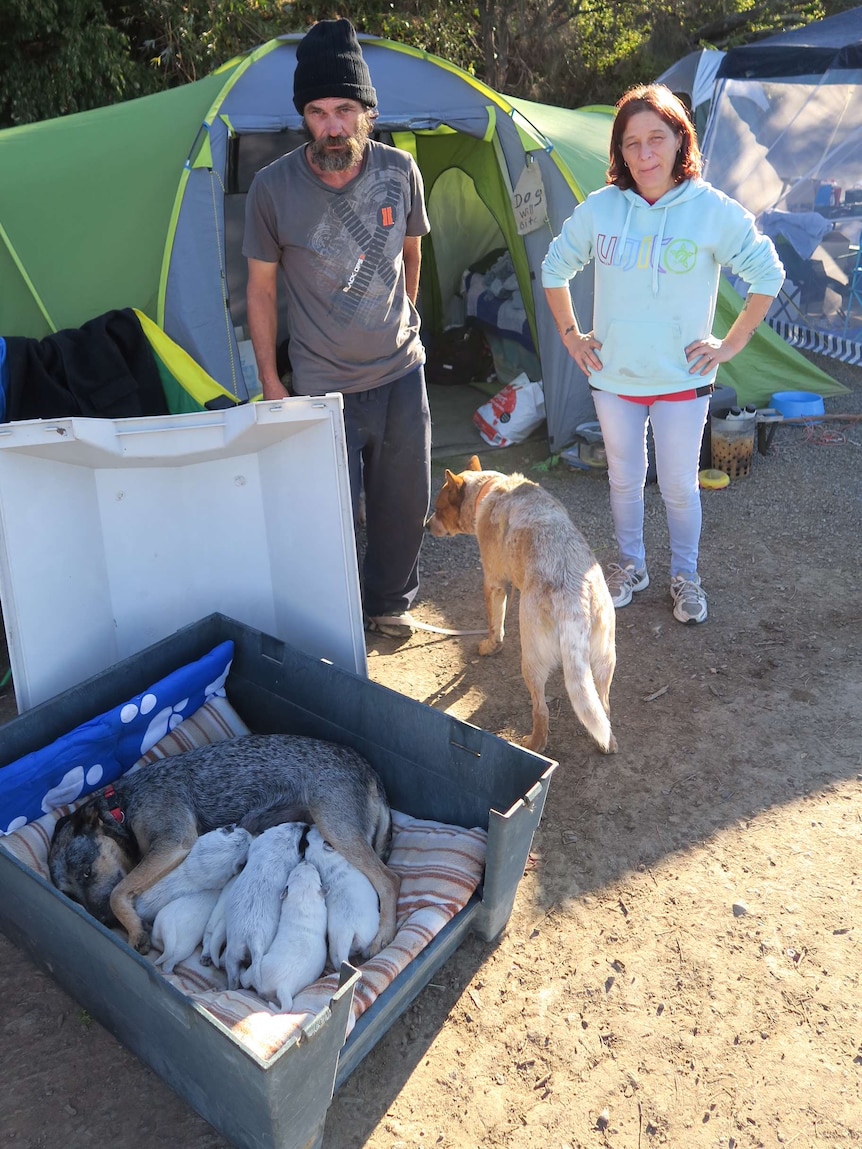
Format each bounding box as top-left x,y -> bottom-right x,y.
685,336 -> 725,375
565,329 -> 603,376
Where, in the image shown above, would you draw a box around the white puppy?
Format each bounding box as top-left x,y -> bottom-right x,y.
305,826 -> 381,970
200,874 -> 237,969
252,860 -> 328,1010
152,888 -> 220,974
136,825 -> 253,923
223,822 -> 304,991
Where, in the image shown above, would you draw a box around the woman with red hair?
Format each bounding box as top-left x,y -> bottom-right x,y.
543,84 -> 784,625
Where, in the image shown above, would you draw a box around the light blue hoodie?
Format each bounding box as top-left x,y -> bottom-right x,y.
541,178 -> 785,396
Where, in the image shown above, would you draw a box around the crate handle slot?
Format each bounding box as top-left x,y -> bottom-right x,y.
114,422 -> 226,435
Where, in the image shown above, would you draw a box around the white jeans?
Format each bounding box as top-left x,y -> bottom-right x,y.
591,390 -> 710,578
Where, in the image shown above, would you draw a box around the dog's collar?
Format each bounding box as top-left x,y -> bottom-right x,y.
473,478 -> 496,513
103,784 -> 125,824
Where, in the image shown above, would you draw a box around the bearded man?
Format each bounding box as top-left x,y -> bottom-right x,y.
243,19 -> 431,639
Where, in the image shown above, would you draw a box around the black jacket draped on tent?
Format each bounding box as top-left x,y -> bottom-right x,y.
2,309 -> 168,422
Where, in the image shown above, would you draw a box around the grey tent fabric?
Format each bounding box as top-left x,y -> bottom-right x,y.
657,49 -> 724,137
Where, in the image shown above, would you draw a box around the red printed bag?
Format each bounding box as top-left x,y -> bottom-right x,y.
472,373 -> 545,448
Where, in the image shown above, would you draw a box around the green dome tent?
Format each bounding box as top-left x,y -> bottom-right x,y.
0,35 -> 843,449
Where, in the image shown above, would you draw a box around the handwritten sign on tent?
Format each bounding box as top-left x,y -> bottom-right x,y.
512,162 -> 547,236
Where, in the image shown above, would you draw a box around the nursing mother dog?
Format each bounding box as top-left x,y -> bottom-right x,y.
543,83 -> 784,626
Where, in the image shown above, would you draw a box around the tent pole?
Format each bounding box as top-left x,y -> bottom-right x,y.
0,221 -> 57,332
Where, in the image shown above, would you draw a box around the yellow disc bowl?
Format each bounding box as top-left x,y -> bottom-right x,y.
699,468 -> 730,489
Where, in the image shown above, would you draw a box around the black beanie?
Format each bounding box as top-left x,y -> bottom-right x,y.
293,19 -> 377,114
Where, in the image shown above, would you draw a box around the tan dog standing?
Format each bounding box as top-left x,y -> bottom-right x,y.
427,456 -> 617,755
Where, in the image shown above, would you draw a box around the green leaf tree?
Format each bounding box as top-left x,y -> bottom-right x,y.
0,0 -> 140,126
1,0 -> 855,128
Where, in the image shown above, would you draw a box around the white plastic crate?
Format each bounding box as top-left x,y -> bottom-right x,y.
0,398 -> 366,710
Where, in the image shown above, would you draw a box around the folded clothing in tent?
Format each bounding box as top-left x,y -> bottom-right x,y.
461,249 -> 534,349
0,308 -> 240,423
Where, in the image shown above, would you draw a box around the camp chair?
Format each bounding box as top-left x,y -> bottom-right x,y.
772,238 -> 836,321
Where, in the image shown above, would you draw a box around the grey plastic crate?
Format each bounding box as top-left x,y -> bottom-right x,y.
0,613 -> 556,1149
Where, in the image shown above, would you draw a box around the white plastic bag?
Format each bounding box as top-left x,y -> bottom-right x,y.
472,373 -> 545,448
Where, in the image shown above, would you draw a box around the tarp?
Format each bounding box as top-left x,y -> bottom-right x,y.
702,7 -> 862,365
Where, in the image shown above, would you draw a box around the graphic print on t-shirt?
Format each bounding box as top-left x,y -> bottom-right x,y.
308,171 -> 406,328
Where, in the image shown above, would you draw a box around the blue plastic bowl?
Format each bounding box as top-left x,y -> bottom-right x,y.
771,391 -> 825,419
575,420 -> 604,443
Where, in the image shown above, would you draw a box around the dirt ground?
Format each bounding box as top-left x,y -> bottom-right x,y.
2,354 -> 861,1149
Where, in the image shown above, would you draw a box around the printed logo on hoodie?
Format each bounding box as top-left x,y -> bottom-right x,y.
596,232 -> 698,274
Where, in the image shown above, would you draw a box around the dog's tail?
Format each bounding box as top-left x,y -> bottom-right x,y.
558,600 -> 617,755
370,776 -> 394,861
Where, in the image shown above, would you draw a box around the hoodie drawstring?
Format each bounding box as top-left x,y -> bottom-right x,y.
620,197 -> 667,296
619,199 -> 635,270
652,206 -> 669,296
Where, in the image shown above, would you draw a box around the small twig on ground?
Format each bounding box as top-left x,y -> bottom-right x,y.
643,685 -> 669,702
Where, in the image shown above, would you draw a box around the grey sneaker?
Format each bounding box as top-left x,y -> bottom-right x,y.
605,563 -> 650,608
365,611 -> 416,638
670,573 -> 708,624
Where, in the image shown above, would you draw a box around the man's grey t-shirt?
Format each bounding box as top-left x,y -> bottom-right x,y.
243,139 -> 430,395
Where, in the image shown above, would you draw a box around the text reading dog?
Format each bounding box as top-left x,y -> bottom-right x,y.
427,456 -> 617,754
48,733 -> 400,955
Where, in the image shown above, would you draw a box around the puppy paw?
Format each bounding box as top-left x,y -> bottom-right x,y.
133,935 -> 152,956
603,733 -> 619,755
200,953 -> 213,967
478,638 -> 502,657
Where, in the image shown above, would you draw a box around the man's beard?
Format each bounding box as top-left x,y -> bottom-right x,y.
308,120 -> 371,172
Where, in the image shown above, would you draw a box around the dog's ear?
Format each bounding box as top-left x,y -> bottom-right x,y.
62,801 -> 102,833
91,797 -> 136,843
443,469 -> 467,505
467,455 -> 482,471
52,809 -> 77,837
